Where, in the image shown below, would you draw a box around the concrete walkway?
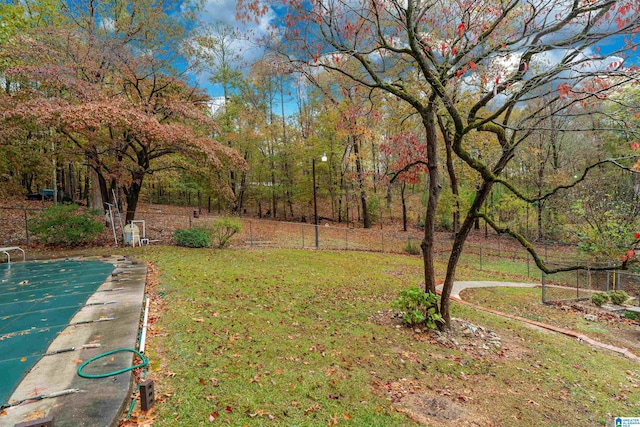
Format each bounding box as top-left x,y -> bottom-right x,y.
3,255 -> 147,427
443,280 -> 538,300
440,281 -> 640,362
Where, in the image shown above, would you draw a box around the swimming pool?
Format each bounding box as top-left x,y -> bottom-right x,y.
0,259 -> 115,405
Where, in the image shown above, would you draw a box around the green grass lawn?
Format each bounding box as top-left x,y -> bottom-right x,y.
129,246 -> 640,427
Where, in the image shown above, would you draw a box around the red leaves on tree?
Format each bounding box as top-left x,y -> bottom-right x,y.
557,83 -> 572,98
381,132 -> 428,185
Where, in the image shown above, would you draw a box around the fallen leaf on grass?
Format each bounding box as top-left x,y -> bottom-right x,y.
193,318 -> 205,323
304,404 -> 321,415
208,411 -> 218,422
328,413 -> 340,426
199,378 -> 207,386
248,409 -> 267,418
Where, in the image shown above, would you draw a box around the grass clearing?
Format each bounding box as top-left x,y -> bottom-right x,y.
130,246 -> 640,426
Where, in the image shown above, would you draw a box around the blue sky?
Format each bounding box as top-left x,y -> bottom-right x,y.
194,0 -> 639,119
193,0 -> 304,116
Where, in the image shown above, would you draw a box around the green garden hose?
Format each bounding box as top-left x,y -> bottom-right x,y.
77,348 -> 148,379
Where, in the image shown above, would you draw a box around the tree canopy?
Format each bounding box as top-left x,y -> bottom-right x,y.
236,0 -> 640,326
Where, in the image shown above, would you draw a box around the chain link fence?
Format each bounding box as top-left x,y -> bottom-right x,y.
7,204 -> 639,303
541,262 -> 640,305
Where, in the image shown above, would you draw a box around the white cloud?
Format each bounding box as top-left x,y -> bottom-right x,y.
208,96 -> 227,115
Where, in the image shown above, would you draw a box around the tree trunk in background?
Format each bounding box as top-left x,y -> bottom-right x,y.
90,168 -> 103,211
352,136 -> 370,228
401,182 -> 407,232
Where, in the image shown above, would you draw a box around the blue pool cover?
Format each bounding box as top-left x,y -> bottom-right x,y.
0,259 -> 114,406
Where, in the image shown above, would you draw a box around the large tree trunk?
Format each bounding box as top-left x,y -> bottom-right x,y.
124,172 -> 145,223
440,182 -> 492,326
438,116 -> 460,234
420,99 -> 440,298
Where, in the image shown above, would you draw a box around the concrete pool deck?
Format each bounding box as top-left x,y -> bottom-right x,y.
1,255 -> 147,427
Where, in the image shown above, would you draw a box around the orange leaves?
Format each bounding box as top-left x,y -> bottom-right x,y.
622,248 -> 637,262
557,83 -> 572,98
248,373 -> 263,387
327,412 -> 352,426
304,404 -> 321,415
457,23 -> 465,38
248,409 -> 275,419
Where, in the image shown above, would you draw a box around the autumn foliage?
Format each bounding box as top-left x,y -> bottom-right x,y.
0,3 -> 246,221
238,0 -> 640,326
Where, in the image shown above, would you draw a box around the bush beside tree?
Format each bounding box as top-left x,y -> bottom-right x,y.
29,204 -> 104,246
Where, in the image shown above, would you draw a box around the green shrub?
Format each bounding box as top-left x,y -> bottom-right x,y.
624,310 -> 639,322
211,218 -> 241,248
608,290 -> 629,305
404,240 -> 421,255
174,228 -> 210,248
590,292 -> 609,307
366,195 -> 382,226
29,203 -> 103,246
393,286 -> 443,329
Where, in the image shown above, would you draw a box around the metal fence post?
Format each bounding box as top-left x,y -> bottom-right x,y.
576,268 -> 580,299
479,247 -> 483,270
527,254 -> 530,277
24,209 -> 30,246
345,228 -> 348,250
541,271 -> 546,303
301,224 -> 304,248
249,221 -> 253,247
381,232 -> 384,253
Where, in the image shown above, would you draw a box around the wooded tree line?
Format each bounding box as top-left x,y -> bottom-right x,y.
2,1 -> 640,326
0,0 -> 246,223
235,0 -> 640,327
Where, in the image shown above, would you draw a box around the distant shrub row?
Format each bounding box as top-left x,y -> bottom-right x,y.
173,218 -> 241,249
590,290 -> 630,307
